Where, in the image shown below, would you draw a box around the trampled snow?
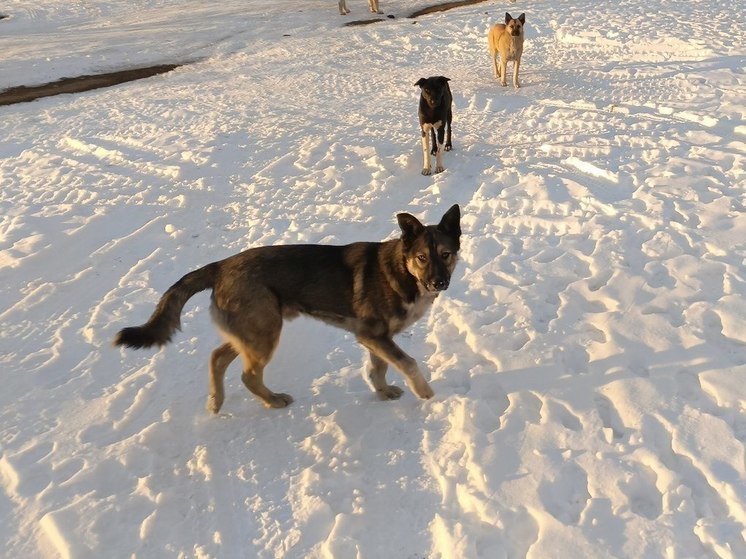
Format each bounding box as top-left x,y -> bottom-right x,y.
1,0 -> 744,557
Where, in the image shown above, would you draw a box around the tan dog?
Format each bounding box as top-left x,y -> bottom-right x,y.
339,0 -> 382,15
488,12 -> 526,88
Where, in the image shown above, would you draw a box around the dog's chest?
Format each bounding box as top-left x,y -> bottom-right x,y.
421,120 -> 443,132
389,294 -> 436,334
502,37 -> 523,60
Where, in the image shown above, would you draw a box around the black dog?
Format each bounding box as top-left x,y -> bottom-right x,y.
415,76 -> 453,175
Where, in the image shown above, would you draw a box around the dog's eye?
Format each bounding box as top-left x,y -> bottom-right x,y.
441,252 -> 451,259
417,254 -> 428,263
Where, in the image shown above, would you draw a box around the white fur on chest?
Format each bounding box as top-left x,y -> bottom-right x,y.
389,293 -> 437,334
503,40 -> 522,61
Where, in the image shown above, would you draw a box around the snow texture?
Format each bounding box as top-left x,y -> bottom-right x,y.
1,0 -> 745,557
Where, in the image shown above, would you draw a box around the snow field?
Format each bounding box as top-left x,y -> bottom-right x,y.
1,0 -> 745,557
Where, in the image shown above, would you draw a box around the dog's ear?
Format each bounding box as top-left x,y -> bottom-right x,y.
437,76 -> 451,83
437,204 -> 461,242
505,12 -> 513,23
414,78 -> 427,88
518,13 -> 526,24
397,212 -> 425,242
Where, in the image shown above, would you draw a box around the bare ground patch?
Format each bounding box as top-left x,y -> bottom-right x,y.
0,64 -> 181,107
344,0 -> 490,26
2,0 -> 493,104
408,0 -> 490,19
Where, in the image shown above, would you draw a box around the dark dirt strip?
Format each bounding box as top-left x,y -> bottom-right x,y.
0,64 -> 180,107
344,0 -> 490,26
1,0 -> 491,106
407,0 -> 490,18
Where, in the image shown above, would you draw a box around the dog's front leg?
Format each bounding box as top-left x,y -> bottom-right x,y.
513,58 -> 521,88
338,0 -> 350,15
367,352 -> 404,400
499,58 -> 509,86
358,336 -> 434,399
368,0 -> 383,14
435,124 -> 445,173
421,125 -> 432,175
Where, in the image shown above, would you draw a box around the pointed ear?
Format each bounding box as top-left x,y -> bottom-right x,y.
518,13 -> 526,24
438,76 -> 451,83
415,78 -> 427,88
505,12 -> 513,23
437,204 -> 461,241
397,212 -> 425,241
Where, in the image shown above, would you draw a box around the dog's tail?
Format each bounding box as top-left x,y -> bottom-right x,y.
113,263 -> 219,349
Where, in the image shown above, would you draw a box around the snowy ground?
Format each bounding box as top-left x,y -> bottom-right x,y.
1,0 -> 745,557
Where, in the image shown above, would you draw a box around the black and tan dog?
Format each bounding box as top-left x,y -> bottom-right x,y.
488,12 -> 526,88
114,205 -> 461,412
415,76 -> 453,175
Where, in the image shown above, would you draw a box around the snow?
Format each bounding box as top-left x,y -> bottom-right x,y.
1,0 -> 745,557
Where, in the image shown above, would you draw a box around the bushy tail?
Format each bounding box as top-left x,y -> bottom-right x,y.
113,263 -> 218,349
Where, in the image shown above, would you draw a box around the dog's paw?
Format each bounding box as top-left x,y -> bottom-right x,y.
206,395 -> 223,414
415,383 -> 435,399
421,168 -> 432,176
377,385 -> 404,400
444,144 -> 452,152
435,166 -> 445,174
501,81 -> 508,87
264,392 -> 294,408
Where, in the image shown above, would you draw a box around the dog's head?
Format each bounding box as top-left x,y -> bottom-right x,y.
397,204 -> 461,294
505,12 -> 525,37
415,76 -> 451,109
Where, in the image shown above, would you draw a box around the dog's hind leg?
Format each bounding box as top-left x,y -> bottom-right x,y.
213,291 -> 293,408
207,342 -> 238,413
240,358 -> 293,408
339,0 -> 350,15
367,352 -> 403,400
236,321 -> 293,408
358,336 -> 434,399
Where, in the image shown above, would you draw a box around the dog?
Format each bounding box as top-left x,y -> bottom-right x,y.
114,205 -> 461,413
488,12 -> 526,87
339,0 -> 382,15
415,76 -> 453,175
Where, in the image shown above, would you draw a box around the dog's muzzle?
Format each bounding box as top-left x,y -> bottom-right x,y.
511,28 -> 521,36
424,95 -> 442,108
428,279 -> 449,292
